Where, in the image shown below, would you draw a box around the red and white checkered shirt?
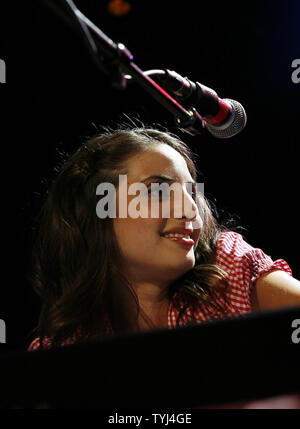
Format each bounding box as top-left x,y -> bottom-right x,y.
28,231 -> 292,351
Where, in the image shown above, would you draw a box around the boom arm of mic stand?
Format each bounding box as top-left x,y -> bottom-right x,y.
42,0 -> 205,135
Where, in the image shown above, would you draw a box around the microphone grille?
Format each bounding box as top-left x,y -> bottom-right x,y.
205,99 -> 247,139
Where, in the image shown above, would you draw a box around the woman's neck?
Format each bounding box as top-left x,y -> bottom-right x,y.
134,281 -> 168,305
133,282 -> 170,330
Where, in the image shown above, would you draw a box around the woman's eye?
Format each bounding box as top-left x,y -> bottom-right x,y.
148,187 -> 168,200
148,189 -> 162,198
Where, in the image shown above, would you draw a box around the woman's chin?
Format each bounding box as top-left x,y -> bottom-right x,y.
163,256 -> 195,277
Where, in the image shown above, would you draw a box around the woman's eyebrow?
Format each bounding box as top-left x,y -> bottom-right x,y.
141,175 -> 196,184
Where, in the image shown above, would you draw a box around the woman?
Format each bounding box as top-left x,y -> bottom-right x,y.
28,127 -> 300,350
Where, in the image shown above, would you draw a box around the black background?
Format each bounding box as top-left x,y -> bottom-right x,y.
0,0 -> 300,353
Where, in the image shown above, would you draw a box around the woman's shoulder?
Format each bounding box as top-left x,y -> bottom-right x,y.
216,230 -> 276,261
216,230 -> 254,259
216,229 -> 292,279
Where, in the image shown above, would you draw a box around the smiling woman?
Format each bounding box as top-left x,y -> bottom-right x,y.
27,126 -> 300,351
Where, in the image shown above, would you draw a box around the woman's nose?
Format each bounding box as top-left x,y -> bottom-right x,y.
183,192 -> 198,220
171,186 -> 199,220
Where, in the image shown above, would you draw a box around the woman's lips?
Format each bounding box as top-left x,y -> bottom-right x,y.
161,235 -> 195,246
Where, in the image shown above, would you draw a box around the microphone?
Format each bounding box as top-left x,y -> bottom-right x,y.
153,69 -> 247,139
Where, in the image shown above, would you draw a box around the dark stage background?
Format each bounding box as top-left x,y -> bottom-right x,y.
0,0 -> 300,352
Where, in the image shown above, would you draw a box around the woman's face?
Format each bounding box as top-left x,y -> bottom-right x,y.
112,143 -> 203,286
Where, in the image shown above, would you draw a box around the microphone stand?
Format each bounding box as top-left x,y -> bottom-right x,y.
42,0 -> 205,136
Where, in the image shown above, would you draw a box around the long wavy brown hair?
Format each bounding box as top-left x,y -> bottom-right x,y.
29,127 -> 232,347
